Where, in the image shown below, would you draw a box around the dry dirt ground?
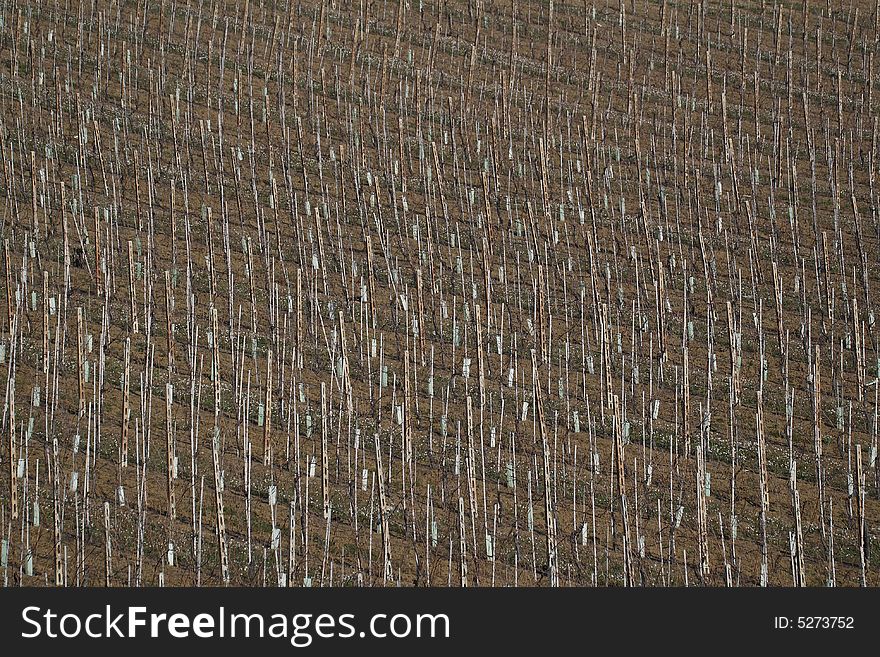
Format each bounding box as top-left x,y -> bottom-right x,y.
1,0 -> 879,586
